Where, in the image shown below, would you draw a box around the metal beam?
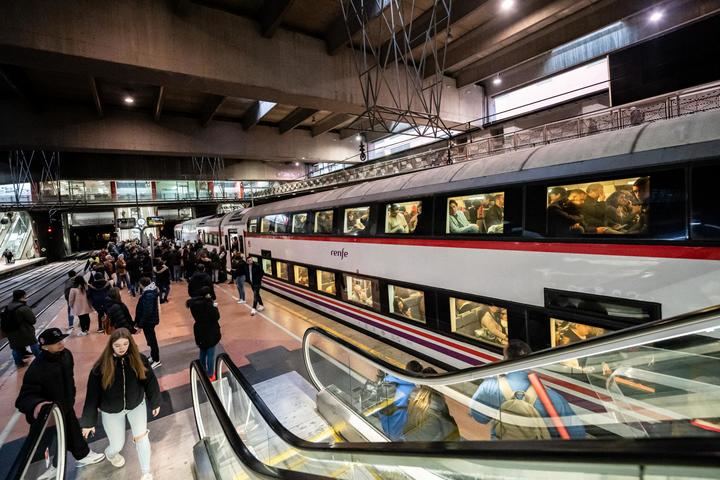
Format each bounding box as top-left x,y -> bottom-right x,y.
200,94 -> 226,127
311,113 -> 355,137
259,0 -> 296,38
325,0 -> 387,55
241,100 -> 277,130
88,76 -> 103,118
0,64 -> 38,110
154,85 -> 165,121
278,107 -> 317,134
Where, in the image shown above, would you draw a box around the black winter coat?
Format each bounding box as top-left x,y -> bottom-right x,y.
187,296 -> 222,349
188,272 -> 215,299
245,263 -> 264,287
5,300 -> 37,349
105,299 -> 135,331
135,288 -> 159,328
88,280 -> 111,307
81,354 -> 161,427
16,350 -> 76,423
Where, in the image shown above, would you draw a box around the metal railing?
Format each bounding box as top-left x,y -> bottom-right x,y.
255,81 -> 720,199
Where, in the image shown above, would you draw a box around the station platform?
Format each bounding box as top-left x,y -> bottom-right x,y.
0,257 -> 45,278
0,277 -> 481,480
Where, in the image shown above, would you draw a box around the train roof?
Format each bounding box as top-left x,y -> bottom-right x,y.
248,109 -> 720,217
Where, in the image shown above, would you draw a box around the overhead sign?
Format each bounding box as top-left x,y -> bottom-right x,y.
146,216 -> 165,227
137,218 -> 146,227
116,217 -> 137,229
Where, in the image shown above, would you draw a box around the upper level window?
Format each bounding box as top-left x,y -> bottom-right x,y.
292,213 -> 308,233
447,192 -> 504,234
344,206 -> 370,234
317,270 -> 336,295
388,285 -> 425,323
450,297 -> 508,347
385,201 -> 421,234
293,265 -> 309,287
314,210 -> 334,233
547,176 -> 649,236
342,273 -> 380,310
261,214 -> 290,234
248,219 -> 258,232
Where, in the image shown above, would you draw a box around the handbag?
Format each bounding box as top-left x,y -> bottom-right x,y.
103,314 -> 115,335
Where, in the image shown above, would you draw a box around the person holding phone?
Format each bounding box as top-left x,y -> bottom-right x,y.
81,328 -> 161,480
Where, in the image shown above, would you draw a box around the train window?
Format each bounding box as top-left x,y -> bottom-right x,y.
248,219 -> 258,233
293,265 -> 309,287
292,213 -> 308,233
342,273 -> 380,311
691,164 -> 720,239
449,297 -> 508,347
388,285 -> 426,323
276,261 -> 289,281
385,201 -> 422,234
343,206 -> 370,234
546,176 -> 649,236
261,258 -> 272,276
550,318 -> 608,347
314,210 -> 334,233
545,289 -> 660,322
447,192 -> 504,234
316,270 -> 336,295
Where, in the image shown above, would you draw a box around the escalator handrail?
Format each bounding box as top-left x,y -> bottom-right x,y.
189,360 -> 331,480
302,304 -> 720,388
4,403 -> 65,480
215,353 -> 720,466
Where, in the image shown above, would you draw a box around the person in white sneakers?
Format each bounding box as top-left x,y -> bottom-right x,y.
15,328 -> 105,477
231,252 -> 246,304
245,257 -> 265,315
81,328 -> 161,480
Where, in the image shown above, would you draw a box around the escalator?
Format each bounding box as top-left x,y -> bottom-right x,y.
191,305 -> 720,479
4,404 -> 66,480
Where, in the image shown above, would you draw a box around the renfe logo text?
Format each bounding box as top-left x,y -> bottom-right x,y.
330,248 -> 348,259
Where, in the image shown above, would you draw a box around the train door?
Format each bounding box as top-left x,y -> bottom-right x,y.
227,228 -> 241,271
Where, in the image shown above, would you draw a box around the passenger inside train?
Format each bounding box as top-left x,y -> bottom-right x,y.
385,201 -> 422,234
447,192 -> 505,234
389,286 -> 425,322
450,298 -> 509,347
314,210 -> 334,233
344,207 -> 370,234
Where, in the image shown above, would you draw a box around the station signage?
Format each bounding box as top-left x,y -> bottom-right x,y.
116,217 -> 137,229
146,216 -> 165,227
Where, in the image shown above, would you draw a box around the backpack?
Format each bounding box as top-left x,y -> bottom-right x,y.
0,305 -> 18,333
494,376 -> 551,440
361,379 -> 398,414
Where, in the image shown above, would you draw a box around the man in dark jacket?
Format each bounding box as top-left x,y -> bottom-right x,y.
187,286 -> 222,379
246,257 -> 264,316
63,270 -> 77,333
88,272 -> 111,333
135,277 -> 161,369
188,264 -> 215,300
105,288 -> 135,332
15,328 -> 105,469
4,290 -> 41,367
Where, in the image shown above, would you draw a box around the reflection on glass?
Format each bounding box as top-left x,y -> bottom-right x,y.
344,206 -> 370,234
385,201 -> 421,234
342,274 -> 379,310
293,265 -> 309,286
316,270 -> 336,295
314,210 -> 334,233
547,177 -> 649,235
447,192 -> 504,234
450,297 -> 508,346
276,261 -> 288,280
292,213 -> 308,233
551,318 -> 608,347
248,219 -> 258,232
261,258 -> 272,275
388,285 -> 425,323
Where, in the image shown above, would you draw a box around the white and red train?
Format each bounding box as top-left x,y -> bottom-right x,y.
176,110 -> 720,371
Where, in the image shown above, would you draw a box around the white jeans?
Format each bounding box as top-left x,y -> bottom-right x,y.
101,400 -> 152,474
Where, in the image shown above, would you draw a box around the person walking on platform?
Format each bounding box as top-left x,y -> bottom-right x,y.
64,270 -> 78,333
188,264 -> 215,300
187,286 -> 222,381
105,287 -> 135,333
127,253 -> 141,297
231,253 -> 246,304
88,272 -> 112,333
81,329 -> 161,480
69,276 -> 94,336
16,328 -> 105,475
153,260 -> 171,304
115,254 -> 129,290
2,289 -> 42,367
246,257 -> 264,316
135,278 -> 161,369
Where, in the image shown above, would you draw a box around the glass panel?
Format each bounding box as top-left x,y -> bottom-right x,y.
115,181 -> 136,201
292,213 -> 308,233
314,210 -> 334,233
546,289 -> 659,321
293,265 -> 309,287
260,217 -> 271,233
343,206 -> 370,234
276,261 -> 288,280
69,181 -> 85,201
691,164 -> 720,239
261,214 -> 289,233
551,318 -> 609,347
176,180 -> 197,200
136,181 -> 153,201
447,192 -> 504,234
388,285 -> 426,323
316,270 -> 336,295
197,181 -> 211,200
385,201 -> 422,234
547,176 -> 649,235
156,180 -> 179,200
248,218 -> 258,233
261,258 -> 272,275
84,180 -> 112,201
342,274 -> 380,310
450,297 -> 509,347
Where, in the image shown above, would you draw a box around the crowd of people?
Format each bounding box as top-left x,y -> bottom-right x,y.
448,193 -> 505,234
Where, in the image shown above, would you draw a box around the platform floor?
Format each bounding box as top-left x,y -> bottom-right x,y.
0,278 -> 488,479
0,257 -> 45,276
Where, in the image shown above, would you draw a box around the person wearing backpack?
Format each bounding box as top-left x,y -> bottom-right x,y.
470,340 -> 586,440
88,272 -> 112,333
105,287 -> 135,333
376,360 -> 423,441
403,367 -> 461,441
2,290 -> 41,367
135,277 -> 161,369
187,286 -> 221,381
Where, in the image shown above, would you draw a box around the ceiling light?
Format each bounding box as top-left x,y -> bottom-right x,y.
493,76 -> 502,86
649,10 -> 663,22
500,0 -> 514,11
294,161 -> 300,166
123,96 -> 135,105
355,134 -> 362,142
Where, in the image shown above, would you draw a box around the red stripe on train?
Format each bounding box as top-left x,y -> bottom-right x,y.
246,233 -> 720,260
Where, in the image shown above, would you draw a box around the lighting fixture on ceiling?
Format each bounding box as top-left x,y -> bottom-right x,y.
355,134 -> 362,142
500,0 -> 514,11
294,162 -> 300,166
493,76 -> 502,86
649,10 -> 663,22
123,95 -> 135,105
